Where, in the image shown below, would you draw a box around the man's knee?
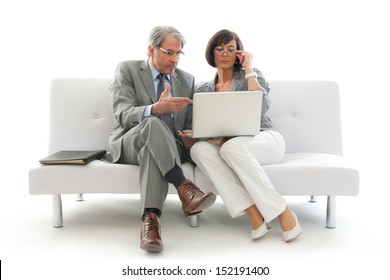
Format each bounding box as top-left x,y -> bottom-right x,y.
141,117 -> 166,133
141,118 -> 175,138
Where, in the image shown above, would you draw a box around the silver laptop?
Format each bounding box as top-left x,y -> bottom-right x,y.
190,91 -> 263,138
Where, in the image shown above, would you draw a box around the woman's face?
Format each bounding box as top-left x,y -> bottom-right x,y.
213,39 -> 237,70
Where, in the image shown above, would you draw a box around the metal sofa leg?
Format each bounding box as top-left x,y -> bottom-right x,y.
326,195 -> 336,229
76,193 -> 84,201
52,194 -> 63,228
189,214 -> 199,227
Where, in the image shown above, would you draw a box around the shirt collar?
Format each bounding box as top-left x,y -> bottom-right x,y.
148,59 -> 171,82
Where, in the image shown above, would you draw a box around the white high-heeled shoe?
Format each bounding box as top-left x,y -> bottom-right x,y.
282,212 -> 302,242
251,222 -> 269,240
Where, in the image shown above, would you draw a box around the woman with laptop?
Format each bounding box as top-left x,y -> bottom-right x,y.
186,29 -> 302,242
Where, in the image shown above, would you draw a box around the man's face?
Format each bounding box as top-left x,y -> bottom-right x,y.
149,35 -> 183,75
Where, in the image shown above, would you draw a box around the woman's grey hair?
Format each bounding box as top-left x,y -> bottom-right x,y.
148,26 -> 186,51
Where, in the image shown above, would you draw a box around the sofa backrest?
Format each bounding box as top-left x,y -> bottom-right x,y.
48,79 -> 113,154
48,79 -> 342,155
268,80 -> 342,155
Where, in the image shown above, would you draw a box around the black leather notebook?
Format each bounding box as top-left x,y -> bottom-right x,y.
39,150 -> 106,165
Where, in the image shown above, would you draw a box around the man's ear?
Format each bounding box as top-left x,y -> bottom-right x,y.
147,45 -> 154,57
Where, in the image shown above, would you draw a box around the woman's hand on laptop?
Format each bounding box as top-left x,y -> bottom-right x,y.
206,136 -> 235,146
152,83 -> 192,115
178,130 -> 198,148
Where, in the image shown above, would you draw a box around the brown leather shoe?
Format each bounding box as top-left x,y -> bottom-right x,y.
140,212 -> 163,252
177,179 -> 216,215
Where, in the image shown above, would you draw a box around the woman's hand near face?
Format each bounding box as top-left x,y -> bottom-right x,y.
235,50 -> 253,71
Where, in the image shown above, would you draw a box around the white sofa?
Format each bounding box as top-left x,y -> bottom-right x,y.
29,79 -> 359,229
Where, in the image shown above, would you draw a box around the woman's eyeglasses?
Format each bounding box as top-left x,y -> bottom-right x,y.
214,46 -> 237,56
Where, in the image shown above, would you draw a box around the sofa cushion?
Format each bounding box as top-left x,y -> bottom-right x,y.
29,161 -> 195,195
194,153 -> 359,196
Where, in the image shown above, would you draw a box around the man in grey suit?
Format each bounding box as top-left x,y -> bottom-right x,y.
109,26 -> 216,252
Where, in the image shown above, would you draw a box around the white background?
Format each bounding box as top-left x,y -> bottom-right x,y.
1,0 -> 389,278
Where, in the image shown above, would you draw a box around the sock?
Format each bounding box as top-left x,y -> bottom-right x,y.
142,208 -> 161,221
164,164 -> 186,188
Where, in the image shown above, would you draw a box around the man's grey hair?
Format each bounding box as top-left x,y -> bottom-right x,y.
148,26 -> 186,50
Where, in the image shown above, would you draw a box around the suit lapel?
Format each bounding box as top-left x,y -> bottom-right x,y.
139,62 -> 157,102
170,71 -> 181,97
170,72 -> 182,120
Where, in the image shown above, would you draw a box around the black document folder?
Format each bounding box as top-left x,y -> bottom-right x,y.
39,150 -> 106,165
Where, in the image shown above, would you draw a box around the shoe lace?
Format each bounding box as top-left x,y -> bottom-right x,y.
144,217 -> 160,237
181,182 -> 202,198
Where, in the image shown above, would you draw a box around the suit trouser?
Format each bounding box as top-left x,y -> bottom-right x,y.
190,131 -> 286,222
119,118 -> 182,212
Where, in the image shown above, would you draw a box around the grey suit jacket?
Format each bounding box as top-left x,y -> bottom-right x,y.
109,60 -> 195,162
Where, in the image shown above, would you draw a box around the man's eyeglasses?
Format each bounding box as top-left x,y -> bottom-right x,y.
214,46 -> 237,56
159,47 -> 184,59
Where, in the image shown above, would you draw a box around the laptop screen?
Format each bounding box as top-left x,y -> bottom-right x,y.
191,91 -> 263,138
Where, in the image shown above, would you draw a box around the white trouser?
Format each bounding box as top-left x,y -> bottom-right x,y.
190,131 -> 286,222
